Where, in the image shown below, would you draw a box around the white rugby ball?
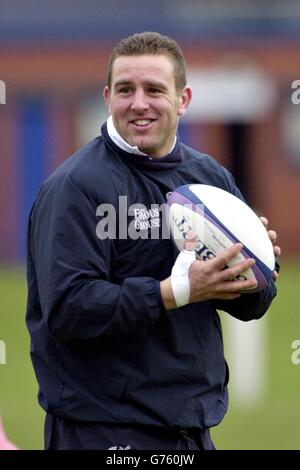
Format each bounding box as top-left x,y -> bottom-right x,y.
167,184 -> 275,292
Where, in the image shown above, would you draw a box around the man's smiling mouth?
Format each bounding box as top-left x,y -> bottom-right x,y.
130,119 -> 156,127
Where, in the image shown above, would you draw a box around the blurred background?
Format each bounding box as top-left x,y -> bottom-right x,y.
0,0 -> 300,450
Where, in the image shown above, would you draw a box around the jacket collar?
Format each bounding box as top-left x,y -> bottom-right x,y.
101,120 -> 182,171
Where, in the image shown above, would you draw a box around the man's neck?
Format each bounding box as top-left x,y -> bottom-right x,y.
106,116 -> 177,157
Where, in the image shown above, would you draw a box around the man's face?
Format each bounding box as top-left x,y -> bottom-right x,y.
103,55 -> 192,158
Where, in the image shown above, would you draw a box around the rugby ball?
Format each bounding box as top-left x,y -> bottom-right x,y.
167,184 -> 275,292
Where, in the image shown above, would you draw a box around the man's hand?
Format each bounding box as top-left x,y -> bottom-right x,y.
188,241 -> 257,303
260,217 -> 281,281
160,237 -> 257,310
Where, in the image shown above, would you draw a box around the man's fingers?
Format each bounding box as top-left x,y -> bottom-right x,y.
266,229 -> 281,258
260,216 -> 268,228
260,219 -> 281,257
210,243 -> 243,270
262,221 -> 280,253
274,245 -> 281,257
218,277 -> 258,293
219,257 -> 256,282
196,243 -> 256,287
268,229 -> 277,244
211,247 -> 258,292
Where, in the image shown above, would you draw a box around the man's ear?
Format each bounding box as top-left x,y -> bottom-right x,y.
177,86 -> 192,117
103,86 -> 111,111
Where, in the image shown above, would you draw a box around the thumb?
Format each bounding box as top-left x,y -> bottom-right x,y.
183,231 -> 197,251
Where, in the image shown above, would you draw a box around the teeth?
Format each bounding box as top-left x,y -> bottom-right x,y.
134,120 -> 151,126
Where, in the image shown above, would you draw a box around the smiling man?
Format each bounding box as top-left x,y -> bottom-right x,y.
26,32 -> 280,450
103,53 -> 191,157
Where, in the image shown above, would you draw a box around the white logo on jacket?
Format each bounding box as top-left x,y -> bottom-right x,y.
133,207 -> 160,231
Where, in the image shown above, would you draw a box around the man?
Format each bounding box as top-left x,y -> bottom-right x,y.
26,32 -> 280,450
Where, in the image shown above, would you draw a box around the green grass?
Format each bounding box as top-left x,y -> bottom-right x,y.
0,266 -> 44,450
212,260 -> 300,449
0,261 -> 299,449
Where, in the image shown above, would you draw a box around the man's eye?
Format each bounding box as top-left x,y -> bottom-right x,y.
118,87 -> 132,94
148,88 -> 161,94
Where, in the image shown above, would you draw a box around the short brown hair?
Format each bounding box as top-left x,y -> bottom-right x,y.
106,32 -> 187,93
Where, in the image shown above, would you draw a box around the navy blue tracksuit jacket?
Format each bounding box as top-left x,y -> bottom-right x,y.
26,122 -> 277,431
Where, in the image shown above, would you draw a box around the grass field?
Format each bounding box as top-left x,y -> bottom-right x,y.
0,261 -> 299,450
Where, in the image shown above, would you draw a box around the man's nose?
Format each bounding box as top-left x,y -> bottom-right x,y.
131,90 -> 149,112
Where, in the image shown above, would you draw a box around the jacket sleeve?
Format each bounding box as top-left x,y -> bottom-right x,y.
212,169 -> 278,321
28,175 -> 164,342
212,281 -> 277,321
